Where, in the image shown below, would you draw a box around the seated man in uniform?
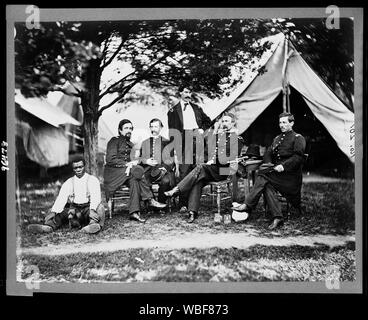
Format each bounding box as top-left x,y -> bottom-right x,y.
164,113 -> 244,223
104,119 -> 167,223
232,112 -> 306,230
139,118 -> 177,208
27,156 -> 105,234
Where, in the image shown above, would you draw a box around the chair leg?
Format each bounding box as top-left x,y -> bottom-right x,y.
286,202 -> 290,220
216,184 -> 221,216
168,197 -> 172,214
108,199 -> 113,219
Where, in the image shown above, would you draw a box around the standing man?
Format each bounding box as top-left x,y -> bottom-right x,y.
165,113 -> 244,223
232,112 -> 306,230
139,118 -> 176,205
27,156 -> 105,234
103,119 -> 166,223
167,86 -> 212,212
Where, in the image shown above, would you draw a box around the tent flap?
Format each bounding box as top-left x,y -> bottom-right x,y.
20,122 -> 70,168
15,91 -> 81,127
213,33 -> 355,163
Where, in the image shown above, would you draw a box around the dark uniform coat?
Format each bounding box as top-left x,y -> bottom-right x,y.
178,130 -> 244,192
259,130 -> 306,207
177,130 -> 244,213
103,135 -> 135,197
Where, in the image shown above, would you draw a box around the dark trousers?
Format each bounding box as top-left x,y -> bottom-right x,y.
245,175 -> 283,219
177,164 -> 220,214
178,163 -> 195,207
178,130 -> 204,207
126,175 -> 153,214
157,173 -> 175,203
44,203 -> 105,230
144,168 -> 175,203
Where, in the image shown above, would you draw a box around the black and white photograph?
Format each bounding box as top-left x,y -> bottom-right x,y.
6,6 -> 363,295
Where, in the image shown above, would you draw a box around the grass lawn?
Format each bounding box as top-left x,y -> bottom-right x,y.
20,244 -> 355,282
16,179 -> 356,282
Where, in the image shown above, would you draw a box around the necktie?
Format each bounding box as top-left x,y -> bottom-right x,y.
183,102 -> 189,111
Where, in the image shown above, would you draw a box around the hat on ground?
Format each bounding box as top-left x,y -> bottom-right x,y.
150,167 -> 166,183
245,144 -> 261,159
130,165 -> 145,179
232,210 -> 249,222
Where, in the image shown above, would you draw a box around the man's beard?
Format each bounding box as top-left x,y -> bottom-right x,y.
124,133 -> 131,139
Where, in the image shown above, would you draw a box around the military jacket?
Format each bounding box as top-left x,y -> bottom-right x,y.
105,135 -> 134,168
263,130 -> 306,173
207,130 -> 244,167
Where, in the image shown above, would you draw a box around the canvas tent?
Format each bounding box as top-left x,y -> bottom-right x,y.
211,33 -> 355,163
15,90 -> 82,168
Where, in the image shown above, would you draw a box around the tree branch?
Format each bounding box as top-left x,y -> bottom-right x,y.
96,84 -> 134,117
98,70 -> 136,101
101,36 -> 113,65
101,39 -> 126,69
97,52 -> 171,117
148,77 -> 178,87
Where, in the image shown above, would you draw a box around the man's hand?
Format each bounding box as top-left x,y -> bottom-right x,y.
213,121 -> 220,134
229,162 -> 238,175
273,164 -> 284,172
146,158 -> 158,166
198,128 -> 204,135
158,167 -> 167,174
206,159 -> 215,165
127,160 -> 139,167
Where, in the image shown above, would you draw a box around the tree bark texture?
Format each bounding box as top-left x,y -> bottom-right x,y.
81,58 -> 102,177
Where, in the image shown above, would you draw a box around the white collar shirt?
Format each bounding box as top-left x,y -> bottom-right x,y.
181,101 -> 199,130
51,173 -> 101,213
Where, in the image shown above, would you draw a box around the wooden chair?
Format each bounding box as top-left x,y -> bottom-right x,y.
107,183 -> 175,219
236,159 -> 263,196
107,185 -> 130,219
204,177 -> 233,219
150,183 -> 176,214
200,160 -> 262,221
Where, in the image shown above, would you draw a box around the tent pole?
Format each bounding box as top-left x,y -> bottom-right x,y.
282,34 -> 289,113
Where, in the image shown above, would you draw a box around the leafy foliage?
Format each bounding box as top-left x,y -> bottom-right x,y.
15,18 -> 354,173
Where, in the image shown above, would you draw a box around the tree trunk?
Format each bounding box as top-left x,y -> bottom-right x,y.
80,58 -> 102,177
82,113 -> 99,176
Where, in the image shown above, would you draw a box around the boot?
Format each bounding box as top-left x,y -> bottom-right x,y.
147,198 -> 167,209
187,211 -> 197,223
81,223 -> 101,234
130,211 -> 146,223
268,218 -> 284,230
164,186 -> 179,198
